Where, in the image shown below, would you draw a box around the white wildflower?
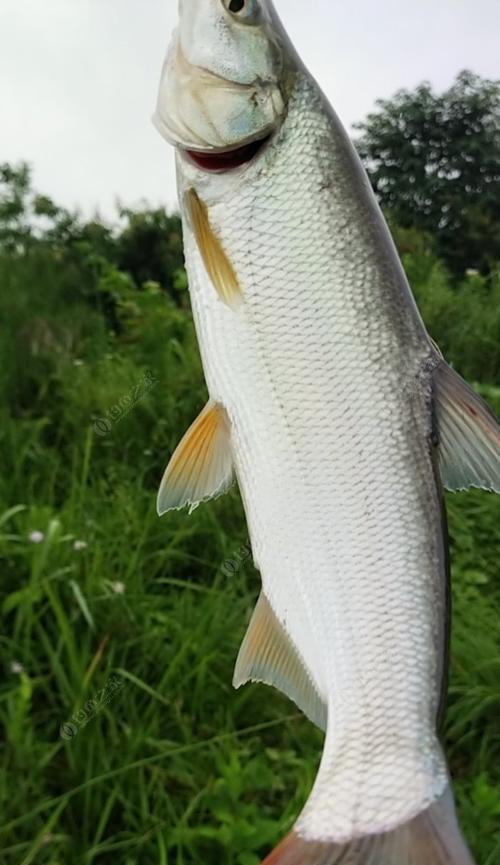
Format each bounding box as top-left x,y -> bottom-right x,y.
73,540 -> 88,551
10,660 -> 24,675
111,581 -> 125,595
29,530 -> 44,544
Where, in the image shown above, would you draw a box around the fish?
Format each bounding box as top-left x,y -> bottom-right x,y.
153,2 -> 500,863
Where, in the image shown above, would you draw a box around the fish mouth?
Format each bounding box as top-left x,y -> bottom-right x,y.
183,133 -> 272,173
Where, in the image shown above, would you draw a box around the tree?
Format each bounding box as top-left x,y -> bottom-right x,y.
355,71 -> 500,275
0,163 -> 185,301
0,162 -> 33,252
116,208 -> 184,298
0,162 -> 83,254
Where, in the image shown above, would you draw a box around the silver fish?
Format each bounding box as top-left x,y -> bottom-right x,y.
153,2 -> 500,863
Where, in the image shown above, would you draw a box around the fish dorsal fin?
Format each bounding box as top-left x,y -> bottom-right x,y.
434,361 -> 500,492
185,187 -> 242,309
157,401 -> 233,515
233,592 -> 327,731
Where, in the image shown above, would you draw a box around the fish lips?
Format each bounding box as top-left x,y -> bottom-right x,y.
153,40 -> 284,169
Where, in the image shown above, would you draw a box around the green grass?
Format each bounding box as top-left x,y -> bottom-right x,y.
0,242 -> 499,864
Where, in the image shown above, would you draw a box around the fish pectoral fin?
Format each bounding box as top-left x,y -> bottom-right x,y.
233,592 -> 327,731
157,401 -> 233,515
185,187 -> 242,309
434,361 -> 500,492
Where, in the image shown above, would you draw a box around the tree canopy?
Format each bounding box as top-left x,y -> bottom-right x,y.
0,162 -> 185,300
355,71 -> 500,275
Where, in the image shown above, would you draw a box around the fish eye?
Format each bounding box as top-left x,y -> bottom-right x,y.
222,0 -> 258,21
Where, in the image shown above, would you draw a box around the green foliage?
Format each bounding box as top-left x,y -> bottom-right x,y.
391,224 -> 500,382
116,208 -> 185,299
0,157 -> 499,864
0,162 -> 34,251
0,163 -> 185,303
355,71 -> 500,275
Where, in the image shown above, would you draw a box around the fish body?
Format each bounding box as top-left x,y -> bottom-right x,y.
176,74 -> 448,837
154,2 -> 500,862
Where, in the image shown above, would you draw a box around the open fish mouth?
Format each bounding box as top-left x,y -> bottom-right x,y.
183,132 -> 272,173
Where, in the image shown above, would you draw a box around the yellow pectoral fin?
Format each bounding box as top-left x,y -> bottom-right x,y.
157,402 -> 234,515
233,592 -> 327,731
185,187 -> 242,309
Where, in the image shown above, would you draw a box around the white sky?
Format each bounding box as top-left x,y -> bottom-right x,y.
1,0 -> 499,219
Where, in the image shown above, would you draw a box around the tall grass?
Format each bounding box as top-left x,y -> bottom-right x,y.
0,230 -> 499,863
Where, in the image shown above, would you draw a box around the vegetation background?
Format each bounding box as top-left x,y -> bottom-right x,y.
1,72 -> 499,864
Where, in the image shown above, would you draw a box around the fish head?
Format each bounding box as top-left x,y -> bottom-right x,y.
153,0 -> 293,169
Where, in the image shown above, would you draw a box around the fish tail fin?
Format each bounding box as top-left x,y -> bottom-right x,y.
259,788 -> 476,865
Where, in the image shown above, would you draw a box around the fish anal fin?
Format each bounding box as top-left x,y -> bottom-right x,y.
185,187 -> 242,309
233,592 -> 327,731
157,401 -> 233,515
434,361 -> 500,492
260,788 -> 475,865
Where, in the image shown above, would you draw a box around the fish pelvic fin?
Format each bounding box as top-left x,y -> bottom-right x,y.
434,360 -> 500,492
233,592 -> 327,731
259,788 -> 476,865
185,187 -> 242,309
157,401 -> 233,515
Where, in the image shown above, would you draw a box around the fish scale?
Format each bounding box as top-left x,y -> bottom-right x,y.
177,71 -> 449,838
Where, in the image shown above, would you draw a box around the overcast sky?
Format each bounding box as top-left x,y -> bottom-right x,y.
1,0 -> 499,219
